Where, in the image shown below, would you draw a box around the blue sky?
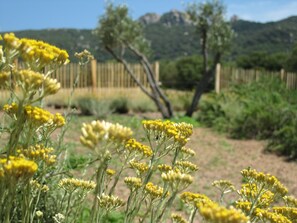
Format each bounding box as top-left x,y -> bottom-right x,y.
0,0 -> 296,32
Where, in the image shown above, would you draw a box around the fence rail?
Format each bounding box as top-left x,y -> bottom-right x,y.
215,64 -> 297,93
0,60 -> 159,98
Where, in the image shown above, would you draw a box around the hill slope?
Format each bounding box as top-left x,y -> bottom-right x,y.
2,11 -> 297,61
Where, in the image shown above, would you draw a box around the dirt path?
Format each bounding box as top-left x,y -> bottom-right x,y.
188,127 -> 297,199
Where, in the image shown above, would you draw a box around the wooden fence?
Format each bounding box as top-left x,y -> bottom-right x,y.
0,61 -> 159,98
215,64 -> 297,93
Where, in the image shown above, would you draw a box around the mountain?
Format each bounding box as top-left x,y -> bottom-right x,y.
2,10 -> 297,62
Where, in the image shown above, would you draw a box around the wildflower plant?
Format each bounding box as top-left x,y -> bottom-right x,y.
0,33 -> 92,223
1,33 -> 297,223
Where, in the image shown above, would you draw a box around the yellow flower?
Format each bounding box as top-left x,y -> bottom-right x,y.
238,183 -> 274,208
180,147 -> 196,157
19,37 -> 69,67
142,120 -> 193,146
180,192 -> 212,207
125,138 -> 153,157
58,178 -> 96,192
273,207 -> 297,222
241,168 -> 288,196
129,160 -> 149,174
0,156 -> 38,180
124,177 -> 142,190
212,180 -> 236,193
0,71 -> 10,87
175,160 -> 199,173
255,208 -> 291,223
17,144 -> 56,165
158,164 -> 172,173
145,182 -> 164,199
161,169 -> 193,190
171,213 -> 188,223
284,196 -> 297,207
3,102 -> 18,115
24,105 -> 65,128
3,33 -> 21,49
106,168 -> 116,176
97,193 -> 125,211
199,204 -> 249,223
235,201 -> 252,214
80,120 -> 133,150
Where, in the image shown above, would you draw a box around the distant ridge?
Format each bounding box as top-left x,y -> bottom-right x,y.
2,10 -> 296,61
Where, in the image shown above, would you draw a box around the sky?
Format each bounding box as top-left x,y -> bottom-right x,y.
0,0 -> 296,32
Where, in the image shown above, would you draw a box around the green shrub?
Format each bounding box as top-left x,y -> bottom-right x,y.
160,55 -> 203,89
198,76 -> 297,158
75,97 -> 112,117
110,97 -> 129,114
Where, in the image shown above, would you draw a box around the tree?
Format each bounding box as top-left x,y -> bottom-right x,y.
95,3 -> 173,118
286,43 -> 297,72
185,0 -> 233,117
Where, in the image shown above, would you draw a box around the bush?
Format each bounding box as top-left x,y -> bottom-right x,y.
160,55 -> 203,89
198,76 -> 297,158
75,96 -> 112,117
110,97 -> 129,114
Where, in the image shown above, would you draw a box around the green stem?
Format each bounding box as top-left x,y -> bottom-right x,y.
189,207 -> 198,223
155,191 -> 178,222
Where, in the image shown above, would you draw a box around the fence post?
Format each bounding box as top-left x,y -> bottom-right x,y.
215,63 -> 221,93
154,61 -> 159,86
280,68 -> 285,81
91,59 -> 97,93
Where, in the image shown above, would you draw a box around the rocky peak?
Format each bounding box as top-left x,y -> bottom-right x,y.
138,13 -> 161,25
160,10 -> 192,26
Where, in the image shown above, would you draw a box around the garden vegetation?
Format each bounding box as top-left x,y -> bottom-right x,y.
0,33 -> 297,223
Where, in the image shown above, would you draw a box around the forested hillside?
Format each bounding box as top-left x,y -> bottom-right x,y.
2,11 -> 297,62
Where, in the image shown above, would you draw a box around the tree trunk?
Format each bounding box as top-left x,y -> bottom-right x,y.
105,46 -> 173,118
186,53 -> 221,117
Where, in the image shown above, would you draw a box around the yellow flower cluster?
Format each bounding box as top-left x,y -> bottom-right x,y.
124,177 -> 142,190
180,192 -> 212,207
171,213 -> 188,223
3,102 -> 18,115
125,138 -> 153,157
3,33 -> 69,67
0,156 -> 38,180
14,69 -> 61,95
3,33 -> 20,49
284,196 -> 297,207
180,147 -> 196,157
158,164 -> 172,173
24,105 -> 65,128
235,201 -> 252,214
0,71 -> 10,87
241,168 -> 288,196
161,169 -> 193,190
273,207 -> 297,222
58,178 -> 96,192
239,183 -> 274,208
106,168 -> 116,176
175,161 -> 198,173
80,120 -> 133,150
30,180 -> 49,192
212,180 -> 236,193
17,144 -> 56,165
97,193 -> 125,210
255,208 -> 291,223
199,203 -> 249,223
142,120 -> 193,145
129,160 -> 149,174
74,49 -> 94,64
145,182 -> 164,199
